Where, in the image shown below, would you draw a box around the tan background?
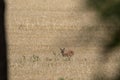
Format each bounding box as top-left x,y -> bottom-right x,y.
6,0 -> 120,80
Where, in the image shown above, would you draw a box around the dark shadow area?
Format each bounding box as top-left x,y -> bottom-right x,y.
103,27 -> 120,54
114,68 -> 120,80
0,0 -> 8,80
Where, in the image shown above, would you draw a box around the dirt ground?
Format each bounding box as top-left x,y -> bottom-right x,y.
6,0 -> 120,80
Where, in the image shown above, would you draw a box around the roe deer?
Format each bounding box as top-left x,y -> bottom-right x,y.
60,48 -> 74,57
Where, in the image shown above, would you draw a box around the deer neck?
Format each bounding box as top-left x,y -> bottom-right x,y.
61,52 -> 64,56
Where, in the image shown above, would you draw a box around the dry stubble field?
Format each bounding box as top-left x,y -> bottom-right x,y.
6,0 -> 120,80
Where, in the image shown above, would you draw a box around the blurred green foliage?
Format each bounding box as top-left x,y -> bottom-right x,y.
87,0 -> 120,20
87,0 -> 120,52
58,77 -> 65,80
87,0 -> 120,80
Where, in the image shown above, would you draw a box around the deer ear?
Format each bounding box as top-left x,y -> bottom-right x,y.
60,48 -> 62,51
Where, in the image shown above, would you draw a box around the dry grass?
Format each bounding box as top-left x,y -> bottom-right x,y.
8,47 -> 98,80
